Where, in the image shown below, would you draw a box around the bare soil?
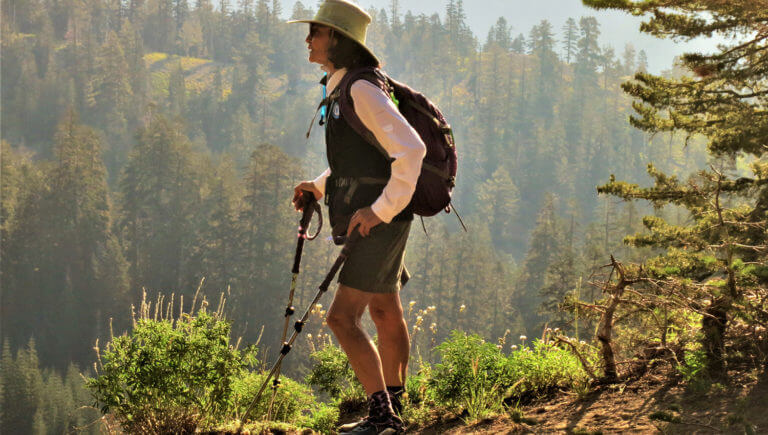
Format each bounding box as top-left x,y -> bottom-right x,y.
383,364 -> 768,434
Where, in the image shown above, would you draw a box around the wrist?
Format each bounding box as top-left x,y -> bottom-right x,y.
370,202 -> 392,224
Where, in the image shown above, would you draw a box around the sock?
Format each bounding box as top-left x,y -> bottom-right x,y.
386,385 -> 405,416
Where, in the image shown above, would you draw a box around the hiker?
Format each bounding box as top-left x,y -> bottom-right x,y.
289,1 -> 426,433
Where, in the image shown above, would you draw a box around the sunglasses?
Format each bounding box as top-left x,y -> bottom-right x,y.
308,24 -> 333,39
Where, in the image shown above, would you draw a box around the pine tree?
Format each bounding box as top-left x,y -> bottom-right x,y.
91,30 -> 132,173
238,143 -> 302,340
621,43 -> 636,76
538,236 -> 578,330
637,49 -> 648,72
486,17 -> 510,51
192,155 -> 247,296
478,167 -> 521,254
117,113 -> 206,296
529,19 -> 559,120
587,0 -> 768,376
173,0 -> 189,34
255,0 -> 270,42
561,17 -> 578,64
575,16 -> 601,88
2,339 -> 44,434
168,59 -> 187,114
514,194 -> 563,333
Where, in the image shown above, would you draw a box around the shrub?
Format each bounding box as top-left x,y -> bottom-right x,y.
232,371 -> 316,424
86,304 -> 257,433
404,358 -> 432,406
506,339 -> 590,399
305,401 -> 341,434
428,330 -> 509,419
305,341 -> 365,403
677,348 -> 707,382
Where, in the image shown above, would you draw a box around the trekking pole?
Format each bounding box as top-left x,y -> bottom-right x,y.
239,225 -> 362,429
266,191 -> 322,422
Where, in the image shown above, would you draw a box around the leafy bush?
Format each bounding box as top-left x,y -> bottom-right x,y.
86,307 -> 257,433
232,371 -> 316,423
677,348 -> 707,382
305,401 -> 341,434
305,341 -> 365,403
506,339 -> 590,399
428,330 -> 509,419
404,358 -> 432,406
426,331 -> 592,420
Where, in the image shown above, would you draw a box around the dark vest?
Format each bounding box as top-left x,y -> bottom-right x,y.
321,74 -> 414,232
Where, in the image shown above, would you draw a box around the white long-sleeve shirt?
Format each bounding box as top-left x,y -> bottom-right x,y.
311,67 -> 426,223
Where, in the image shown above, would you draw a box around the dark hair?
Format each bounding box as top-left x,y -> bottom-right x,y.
328,30 -> 380,70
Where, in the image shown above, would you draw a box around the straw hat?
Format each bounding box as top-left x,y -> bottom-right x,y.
287,0 -> 379,64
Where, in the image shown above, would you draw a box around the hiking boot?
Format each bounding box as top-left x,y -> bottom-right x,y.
339,417 -> 403,435
338,415 -> 370,432
339,387 -> 404,432
340,390 -> 403,434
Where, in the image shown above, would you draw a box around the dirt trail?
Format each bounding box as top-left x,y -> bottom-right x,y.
404,365 -> 768,434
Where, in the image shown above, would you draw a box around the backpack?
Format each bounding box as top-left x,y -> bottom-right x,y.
328,67 -> 464,228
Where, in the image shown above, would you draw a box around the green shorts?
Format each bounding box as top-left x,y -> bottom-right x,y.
338,220 -> 412,294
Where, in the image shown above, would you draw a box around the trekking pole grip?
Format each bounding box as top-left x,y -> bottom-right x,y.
293,190 -> 322,274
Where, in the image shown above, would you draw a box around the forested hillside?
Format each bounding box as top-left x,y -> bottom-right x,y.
2,0 -> 764,433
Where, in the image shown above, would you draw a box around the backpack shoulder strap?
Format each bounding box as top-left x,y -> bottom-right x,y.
335,67 -> 394,162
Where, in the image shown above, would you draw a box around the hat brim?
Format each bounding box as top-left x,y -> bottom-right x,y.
286,19 -> 380,65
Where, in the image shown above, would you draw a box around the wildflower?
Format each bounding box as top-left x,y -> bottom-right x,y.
409,300 -> 416,307
459,304 -> 466,313
428,305 -> 436,311
315,303 -> 323,310
519,335 -> 527,341
580,340 -> 586,345
511,345 -> 518,350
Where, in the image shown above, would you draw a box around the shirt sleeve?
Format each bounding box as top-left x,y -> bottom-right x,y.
349,80 -> 427,223
311,167 -> 331,199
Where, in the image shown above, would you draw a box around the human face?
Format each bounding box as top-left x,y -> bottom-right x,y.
306,24 -> 334,67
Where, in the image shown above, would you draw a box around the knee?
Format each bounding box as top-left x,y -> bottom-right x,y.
326,310 -> 359,333
369,304 -> 404,328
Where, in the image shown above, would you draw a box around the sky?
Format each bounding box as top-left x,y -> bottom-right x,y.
280,0 -> 727,74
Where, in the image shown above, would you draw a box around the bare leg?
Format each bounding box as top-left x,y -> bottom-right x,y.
369,292 -> 410,387
326,284 -> 386,395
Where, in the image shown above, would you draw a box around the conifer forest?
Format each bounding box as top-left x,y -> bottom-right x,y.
1,0 -> 767,433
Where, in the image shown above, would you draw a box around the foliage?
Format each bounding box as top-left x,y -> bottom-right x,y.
232,372 -> 318,424
86,296 -> 257,432
588,0 -> 768,376
3,0 -> 758,427
304,401 -> 340,434
305,340 -> 365,403
0,339 -> 100,434
427,330 -> 592,420
506,339 -> 592,398
1,0 -> 706,379
429,330 -> 508,418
